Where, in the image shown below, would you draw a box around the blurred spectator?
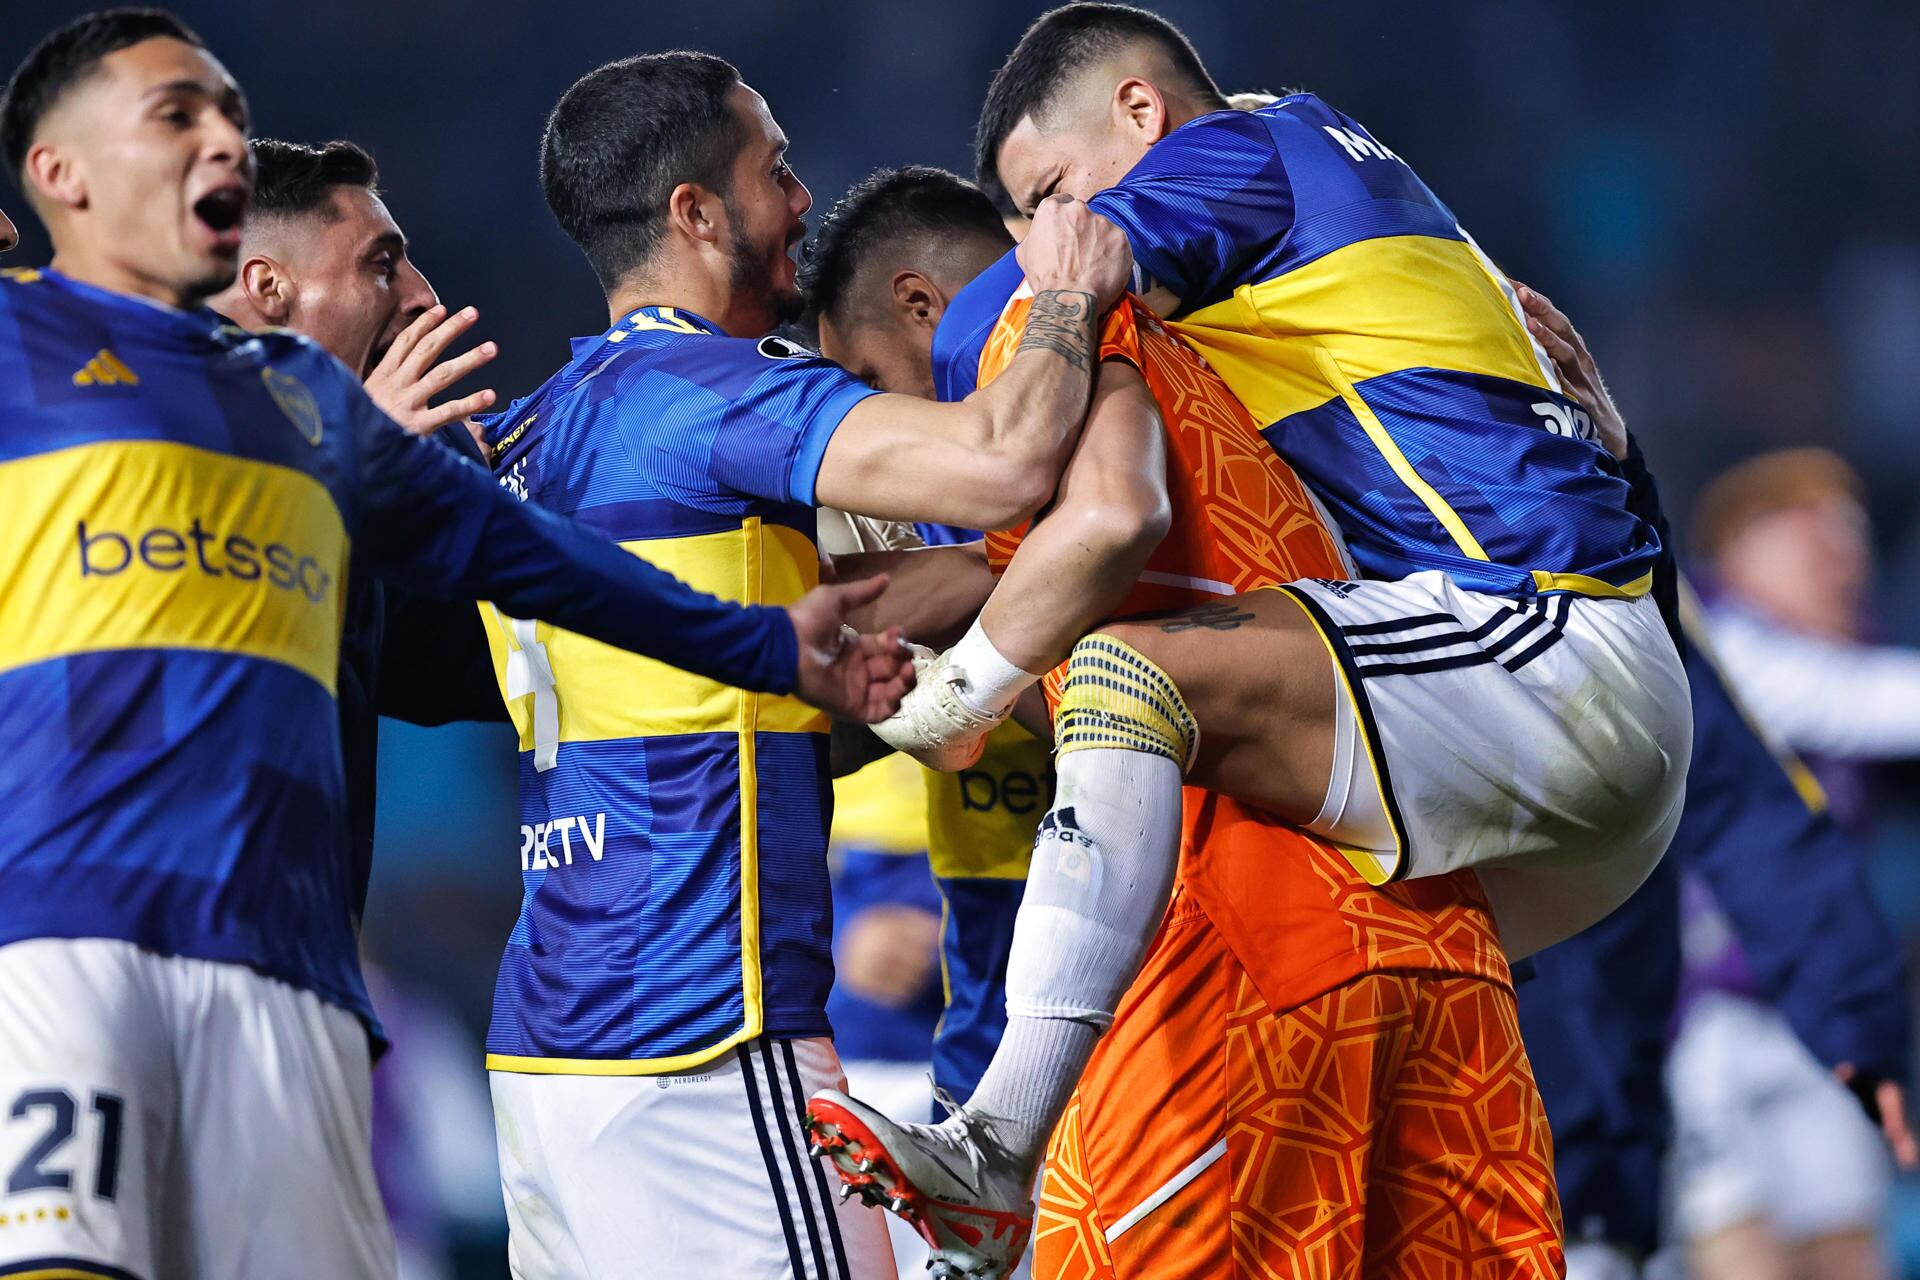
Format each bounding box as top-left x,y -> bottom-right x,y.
366,965 -> 508,1280
1694,449 -> 1920,774
827,755 -> 943,1279
1665,447 -> 1920,1280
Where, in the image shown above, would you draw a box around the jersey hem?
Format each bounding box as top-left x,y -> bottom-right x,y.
483,1011 -> 833,1076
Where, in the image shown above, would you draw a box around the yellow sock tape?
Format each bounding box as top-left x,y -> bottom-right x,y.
1052,635 -> 1197,768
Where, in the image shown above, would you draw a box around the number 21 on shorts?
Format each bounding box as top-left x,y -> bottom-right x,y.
4,1087 -> 124,1203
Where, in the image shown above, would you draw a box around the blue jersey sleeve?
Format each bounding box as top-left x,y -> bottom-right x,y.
1676,638 -> 1911,1084
931,250 -> 1027,403
622,337 -> 879,509
1088,109 -> 1294,314
344,385 -> 800,697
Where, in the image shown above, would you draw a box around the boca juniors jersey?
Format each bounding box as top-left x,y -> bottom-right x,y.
480,306 -> 879,1073
0,270 -> 795,1031
1086,93 -> 1661,601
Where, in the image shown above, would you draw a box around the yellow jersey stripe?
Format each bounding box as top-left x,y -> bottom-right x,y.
1531,570 -> 1654,599
1313,347 -> 1492,563
736,517 -> 767,1053
481,521 -> 826,747
1177,233 -> 1558,428
0,439 -> 347,691
487,1023 -> 760,1075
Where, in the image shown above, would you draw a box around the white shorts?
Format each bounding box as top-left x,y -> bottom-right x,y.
1666,991 -> 1891,1244
490,1037 -> 894,1280
1284,573 -> 1692,958
0,937 -> 394,1280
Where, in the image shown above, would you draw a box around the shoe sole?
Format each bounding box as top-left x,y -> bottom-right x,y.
804,1096 -> 1030,1278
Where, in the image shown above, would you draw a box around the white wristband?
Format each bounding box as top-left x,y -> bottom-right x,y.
950,619 -> 1041,717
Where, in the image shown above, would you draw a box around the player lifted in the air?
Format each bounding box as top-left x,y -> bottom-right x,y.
796,167 -> 1565,1279
475,51 -> 1131,1280
806,6 -> 1691,1276
0,12 -> 911,1277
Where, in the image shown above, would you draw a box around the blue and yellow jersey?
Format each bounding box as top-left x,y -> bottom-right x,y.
0,269 -> 801,1034
479,306 -> 879,1073
0,268 -> 370,1021
1086,93 -> 1660,600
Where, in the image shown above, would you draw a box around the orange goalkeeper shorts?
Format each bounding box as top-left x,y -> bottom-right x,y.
1035,893 -> 1564,1280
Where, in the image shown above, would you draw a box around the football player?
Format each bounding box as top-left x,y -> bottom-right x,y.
476,51 -> 1129,1280
799,166 -> 1561,1280
0,13 -> 908,1276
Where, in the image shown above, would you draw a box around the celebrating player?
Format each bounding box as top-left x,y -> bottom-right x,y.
796,167 -> 1563,1279
206,135 -> 514,941
805,5 -> 1694,1272
897,3 -> 1690,918
476,51 -> 1129,1280
0,12 -> 910,1277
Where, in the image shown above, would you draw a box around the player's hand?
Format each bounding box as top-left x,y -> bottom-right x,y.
1512,281 -> 1629,460
365,304 -> 499,437
837,904 -> 942,1007
1835,1062 -> 1919,1170
1019,194 -> 1134,312
787,576 -> 915,724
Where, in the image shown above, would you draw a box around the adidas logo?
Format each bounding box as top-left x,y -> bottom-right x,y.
1036,807 -> 1098,883
1036,806 -> 1081,840
73,349 -> 139,387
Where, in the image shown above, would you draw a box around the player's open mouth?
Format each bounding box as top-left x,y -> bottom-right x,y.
192,184 -> 248,251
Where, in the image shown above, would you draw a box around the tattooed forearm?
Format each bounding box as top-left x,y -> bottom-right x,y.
1018,289 -> 1096,373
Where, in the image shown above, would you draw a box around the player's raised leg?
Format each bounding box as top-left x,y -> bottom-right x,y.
1089,578 -> 1690,957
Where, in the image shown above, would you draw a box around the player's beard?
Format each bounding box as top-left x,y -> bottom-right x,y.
728,221 -> 804,328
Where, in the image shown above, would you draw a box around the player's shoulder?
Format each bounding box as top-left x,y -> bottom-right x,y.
616,324 -> 858,407
0,264 -> 50,301
226,323 -> 364,402
1145,101 -> 1286,173
1171,92 -> 1382,167
0,265 -> 86,332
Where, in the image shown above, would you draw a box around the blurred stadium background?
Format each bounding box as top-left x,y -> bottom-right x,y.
7,1 -> 1919,1274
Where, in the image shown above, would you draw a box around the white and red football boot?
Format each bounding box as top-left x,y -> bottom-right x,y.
806,1088 -> 1033,1279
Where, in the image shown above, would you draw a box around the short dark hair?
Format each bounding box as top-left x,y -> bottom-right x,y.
797,166 -> 1012,334
541,51 -> 744,293
2,8 -> 203,180
249,138 -> 378,221
975,3 -> 1223,202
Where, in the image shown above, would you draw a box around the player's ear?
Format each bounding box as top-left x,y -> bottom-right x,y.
667,181 -> 723,248
22,141 -> 85,212
889,270 -> 942,331
241,255 -> 291,323
1113,77 -> 1170,144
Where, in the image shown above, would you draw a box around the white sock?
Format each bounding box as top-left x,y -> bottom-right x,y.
948,619 -> 1039,718
959,745 -> 1184,1173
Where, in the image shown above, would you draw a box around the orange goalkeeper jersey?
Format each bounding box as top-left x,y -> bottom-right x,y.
971,285 -> 1512,1014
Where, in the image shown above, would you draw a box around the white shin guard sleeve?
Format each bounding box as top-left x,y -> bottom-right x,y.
1003,746 -> 1185,1026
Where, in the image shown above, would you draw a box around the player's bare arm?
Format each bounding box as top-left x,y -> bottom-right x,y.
832,540 -> 996,645
869,354 -> 1175,769
972,357 -> 1171,674
812,194 -> 1131,529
